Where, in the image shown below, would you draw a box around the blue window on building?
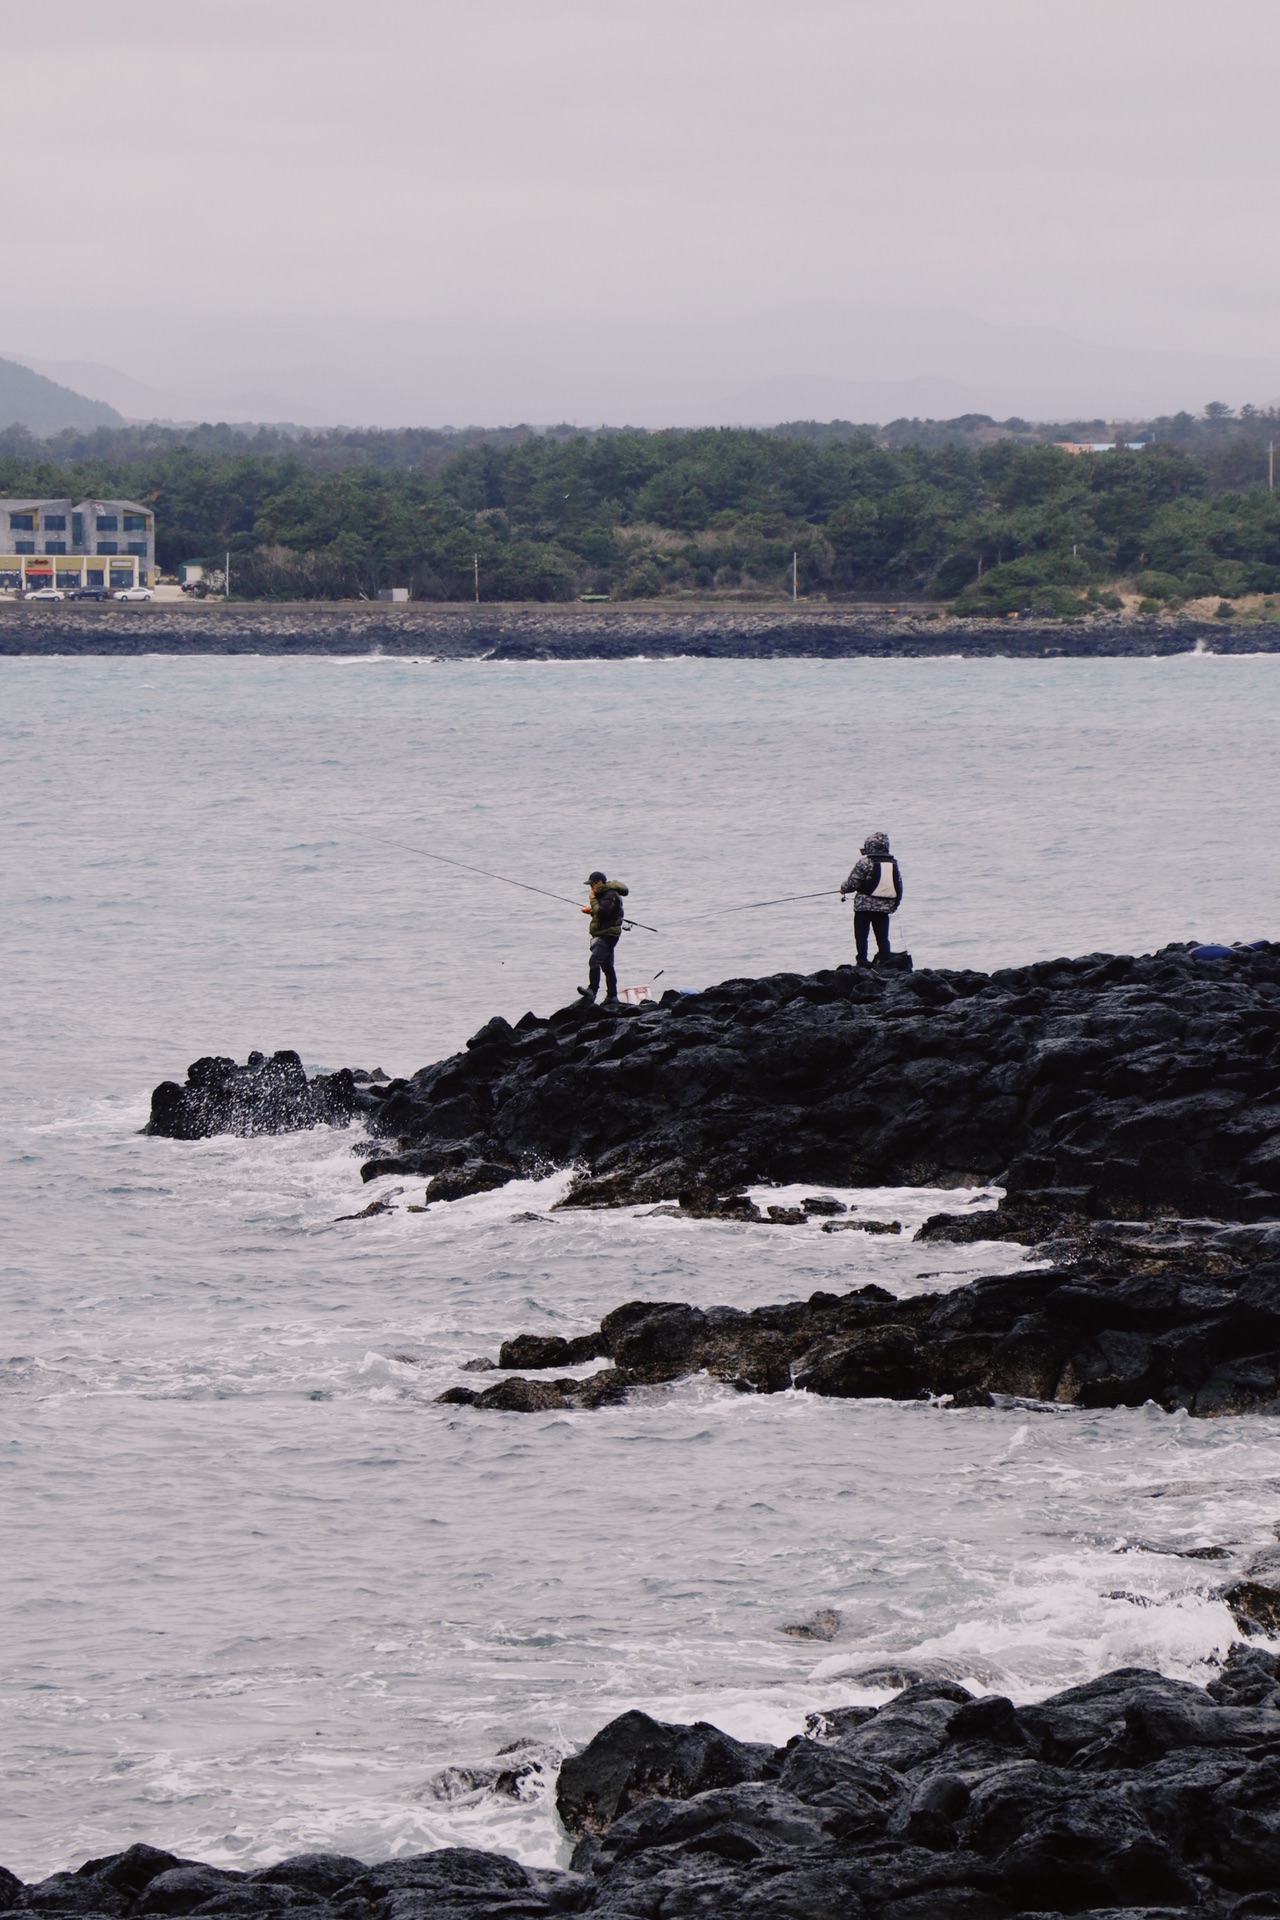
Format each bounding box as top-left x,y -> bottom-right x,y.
71,513 -> 84,545
96,515 -> 118,533
45,541 -> 67,555
15,540 -> 35,554
123,513 -> 147,532
126,542 -> 148,557
97,541 -> 118,555
9,512 -> 35,531
44,515 -> 67,532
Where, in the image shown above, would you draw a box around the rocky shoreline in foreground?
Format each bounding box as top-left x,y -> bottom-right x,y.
12,1650 -> 1280,1917
1,601 -> 1274,657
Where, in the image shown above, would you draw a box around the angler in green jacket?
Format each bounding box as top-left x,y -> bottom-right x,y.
578,870 -> 629,1005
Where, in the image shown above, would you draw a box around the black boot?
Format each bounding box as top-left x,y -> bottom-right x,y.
577,985 -> 596,1001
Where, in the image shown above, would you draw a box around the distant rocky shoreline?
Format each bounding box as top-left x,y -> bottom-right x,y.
13,1652 -> 1280,1916
2,601 -> 1275,658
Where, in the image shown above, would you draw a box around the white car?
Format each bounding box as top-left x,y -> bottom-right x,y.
24,586 -> 65,602
113,585 -> 153,602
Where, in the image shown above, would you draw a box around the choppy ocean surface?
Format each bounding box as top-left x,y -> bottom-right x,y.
2,653 -> 1279,1879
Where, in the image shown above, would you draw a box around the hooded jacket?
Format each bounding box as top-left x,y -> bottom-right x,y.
587,880 -> 628,942
841,833 -> 903,915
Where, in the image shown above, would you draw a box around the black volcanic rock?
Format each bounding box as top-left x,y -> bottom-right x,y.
443,1218 -> 1280,1415
16,1662 -> 1280,1915
1,1847 -> 577,1920
556,1709 -> 775,1838
497,1332 -> 605,1369
558,1666 -> 1280,1912
144,945 -> 1280,1418
424,1158 -> 520,1202
145,1051 -> 361,1139
147,946 -> 1280,1225
356,944 -> 1280,1221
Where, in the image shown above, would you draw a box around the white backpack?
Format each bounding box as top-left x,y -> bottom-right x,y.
870,858 -> 897,902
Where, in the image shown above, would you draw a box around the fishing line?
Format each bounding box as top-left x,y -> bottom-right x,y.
698,889 -> 843,918
385,840 -> 581,907
387,841 -> 662,932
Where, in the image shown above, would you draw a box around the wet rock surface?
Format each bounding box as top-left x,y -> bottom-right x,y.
145,1051 -> 364,1139
0,1842 -> 578,1920
147,944 -> 1280,1417
13,1658 -> 1280,1916
148,946 -> 1280,1221
353,944 -> 1280,1220
441,1216 -> 1280,1415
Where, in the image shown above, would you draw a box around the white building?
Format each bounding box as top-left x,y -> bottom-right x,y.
0,497 -> 156,590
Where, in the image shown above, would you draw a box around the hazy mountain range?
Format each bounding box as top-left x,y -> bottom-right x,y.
6,307 -> 1280,433
0,358 -> 123,435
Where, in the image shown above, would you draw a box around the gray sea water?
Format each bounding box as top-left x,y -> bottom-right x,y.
3,652 -> 1280,1880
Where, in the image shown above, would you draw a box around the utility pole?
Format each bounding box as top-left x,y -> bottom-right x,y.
225,549 -> 230,600
1270,442 -> 1274,493
791,551 -> 798,602
474,553 -> 480,603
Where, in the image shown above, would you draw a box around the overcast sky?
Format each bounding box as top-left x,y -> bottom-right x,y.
5,0 -> 1279,424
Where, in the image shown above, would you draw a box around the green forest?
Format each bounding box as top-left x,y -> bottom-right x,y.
2,409 -> 1279,613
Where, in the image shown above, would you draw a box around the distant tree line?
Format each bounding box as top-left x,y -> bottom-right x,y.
1,405 -> 1279,612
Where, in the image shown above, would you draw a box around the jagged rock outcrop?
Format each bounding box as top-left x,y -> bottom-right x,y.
13,1654 -> 1280,1916
439,1217 -> 1280,1416
373,945 -> 1280,1218
145,946 -> 1280,1221
145,1051 -> 363,1139
0,1841 -> 573,1920
146,947 -> 1280,1415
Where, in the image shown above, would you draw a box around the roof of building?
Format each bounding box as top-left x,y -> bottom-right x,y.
0,496 -> 152,513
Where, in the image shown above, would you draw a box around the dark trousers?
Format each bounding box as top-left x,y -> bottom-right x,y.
855,910 -> 891,964
588,935 -> 619,998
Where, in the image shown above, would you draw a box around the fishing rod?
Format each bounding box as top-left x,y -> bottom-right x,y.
707,889 -> 843,917
386,841 -> 662,933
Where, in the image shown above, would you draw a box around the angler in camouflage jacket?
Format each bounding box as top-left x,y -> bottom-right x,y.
840,831 -> 903,965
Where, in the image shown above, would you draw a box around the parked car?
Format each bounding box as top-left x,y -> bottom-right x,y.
23,586 -> 65,601
68,585 -> 112,602
112,585 -> 153,602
